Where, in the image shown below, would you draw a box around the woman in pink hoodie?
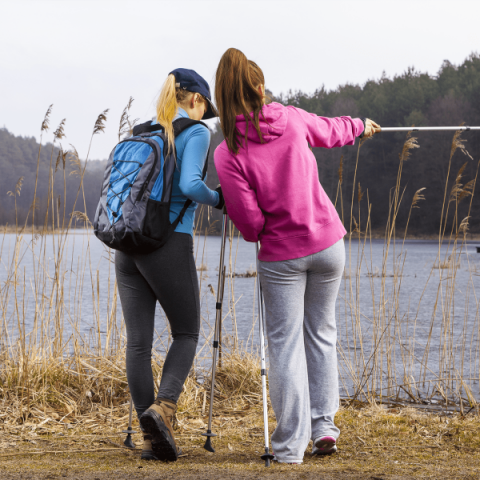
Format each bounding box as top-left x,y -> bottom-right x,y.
214,48 -> 380,464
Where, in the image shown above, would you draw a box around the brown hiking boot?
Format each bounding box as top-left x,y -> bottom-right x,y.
140,398 -> 179,462
141,434 -> 158,461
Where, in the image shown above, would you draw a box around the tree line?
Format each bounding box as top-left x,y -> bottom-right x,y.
1,53 -> 479,235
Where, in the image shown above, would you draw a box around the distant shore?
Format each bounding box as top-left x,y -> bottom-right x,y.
2,224 -> 480,242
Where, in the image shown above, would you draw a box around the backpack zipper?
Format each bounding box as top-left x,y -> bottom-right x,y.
136,137 -> 162,203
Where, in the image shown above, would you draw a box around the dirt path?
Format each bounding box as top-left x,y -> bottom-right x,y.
0,470 -> 422,480
0,436 -> 478,480
1,405 -> 479,479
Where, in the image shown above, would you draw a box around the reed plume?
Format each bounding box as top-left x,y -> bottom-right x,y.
68,145 -> 82,176
411,187 -> 426,208
55,146 -> 68,173
439,130 -> 473,240
41,104 -> 53,132
357,182 -> 364,202
458,216 -> 469,235
458,178 -> 475,202
449,162 -> 468,203
53,118 -> 66,141
70,211 -> 91,225
118,97 -> 138,142
7,176 -> 24,197
450,129 -> 473,160
93,109 -> 109,135
399,132 -> 420,162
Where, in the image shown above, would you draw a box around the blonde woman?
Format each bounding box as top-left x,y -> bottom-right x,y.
115,69 -> 223,462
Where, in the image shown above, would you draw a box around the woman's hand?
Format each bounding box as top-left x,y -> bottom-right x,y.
214,185 -> 225,210
362,118 -> 382,138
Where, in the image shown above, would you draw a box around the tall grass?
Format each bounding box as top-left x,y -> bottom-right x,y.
337,131 -> 479,409
0,103 -> 478,435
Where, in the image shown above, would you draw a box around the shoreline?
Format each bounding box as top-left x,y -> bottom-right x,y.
2,225 -> 480,242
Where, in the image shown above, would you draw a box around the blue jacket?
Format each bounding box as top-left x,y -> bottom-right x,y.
152,108 -> 219,236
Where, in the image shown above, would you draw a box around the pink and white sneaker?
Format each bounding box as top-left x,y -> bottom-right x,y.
312,436 -> 337,455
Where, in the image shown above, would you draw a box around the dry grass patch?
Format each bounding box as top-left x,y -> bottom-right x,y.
1,353 -> 480,478
1,404 -> 480,479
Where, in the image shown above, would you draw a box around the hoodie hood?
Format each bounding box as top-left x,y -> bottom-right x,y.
235,102 -> 287,144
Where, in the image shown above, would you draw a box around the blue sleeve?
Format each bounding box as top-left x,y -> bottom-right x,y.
178,125 -> 220,207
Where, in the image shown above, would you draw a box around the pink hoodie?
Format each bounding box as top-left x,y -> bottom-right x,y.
214,102 -> 364,262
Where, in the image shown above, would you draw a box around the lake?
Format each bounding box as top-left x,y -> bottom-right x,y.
1,229 -> 479,400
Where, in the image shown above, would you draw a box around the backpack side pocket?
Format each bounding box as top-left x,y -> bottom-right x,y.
143,199 -> 171,241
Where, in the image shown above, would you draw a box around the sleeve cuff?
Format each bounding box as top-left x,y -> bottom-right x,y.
358,117 -> 367,138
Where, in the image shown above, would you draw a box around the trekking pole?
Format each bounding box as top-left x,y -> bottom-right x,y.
122,396 -> 136,448
219,265 -> 226,368
380,126 -> 480,132
256,242 -> 274,467
202,207 -> 228,452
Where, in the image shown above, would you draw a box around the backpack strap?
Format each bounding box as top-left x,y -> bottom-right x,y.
132,121 -> 162,136
170,145 -> 210,231
132,117 -> 208,137
170,118 -> 209,181
168,118 -> 211,230
171,117 -> 207,137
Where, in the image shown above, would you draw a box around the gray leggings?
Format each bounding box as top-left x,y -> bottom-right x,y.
258,239 -> 345,463
115,233 -> 199,418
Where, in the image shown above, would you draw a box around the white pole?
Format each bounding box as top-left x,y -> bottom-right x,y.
381,126 -> 480,132
256,242 -> 274,467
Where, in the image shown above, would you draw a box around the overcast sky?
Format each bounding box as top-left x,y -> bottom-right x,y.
1,0 -> 478,160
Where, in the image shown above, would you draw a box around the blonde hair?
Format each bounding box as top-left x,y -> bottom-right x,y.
156,74 -> 207,154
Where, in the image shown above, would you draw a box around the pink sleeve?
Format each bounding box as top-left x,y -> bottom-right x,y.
289,106 -> 365,148
214,148 -> 265,243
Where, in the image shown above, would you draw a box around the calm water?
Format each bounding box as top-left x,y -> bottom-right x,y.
1,230 -> 479,398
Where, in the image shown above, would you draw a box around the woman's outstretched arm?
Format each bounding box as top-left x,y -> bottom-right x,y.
288,106 -> 365,148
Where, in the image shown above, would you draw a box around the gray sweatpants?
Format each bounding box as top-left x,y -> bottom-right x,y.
258,239 -> 345,464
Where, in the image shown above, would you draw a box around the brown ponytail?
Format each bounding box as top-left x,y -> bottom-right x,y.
215,48 -> 266,154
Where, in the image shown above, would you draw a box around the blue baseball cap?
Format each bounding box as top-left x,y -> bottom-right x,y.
169,68 -> 218,120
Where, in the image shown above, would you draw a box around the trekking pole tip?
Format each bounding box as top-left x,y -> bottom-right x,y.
202,430 -> 217,452
261,449 -> 274,467
122,427 -> 137,449
203,436 -> 215,452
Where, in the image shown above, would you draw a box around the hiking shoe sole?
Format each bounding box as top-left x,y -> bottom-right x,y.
141,449 -> 158,461
312,436 -> 337,455
140,409 -> 178,462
